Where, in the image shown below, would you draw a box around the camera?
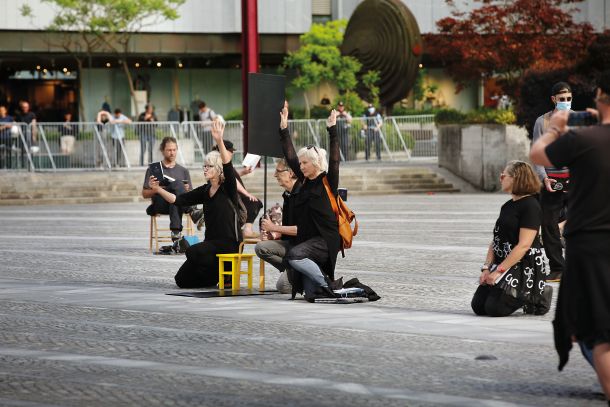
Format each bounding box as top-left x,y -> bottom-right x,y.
567,111 -> 598,127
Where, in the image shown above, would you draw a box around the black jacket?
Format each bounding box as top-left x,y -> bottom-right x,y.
280,125 -> 340,279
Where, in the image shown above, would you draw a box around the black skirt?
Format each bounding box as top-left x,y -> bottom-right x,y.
554,231 -> 610,370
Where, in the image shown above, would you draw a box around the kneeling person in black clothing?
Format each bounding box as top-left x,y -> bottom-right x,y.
149,120 -> 242,288
472,160 -> 552,317
143,137 -> 201,241
279,103 -> 341,302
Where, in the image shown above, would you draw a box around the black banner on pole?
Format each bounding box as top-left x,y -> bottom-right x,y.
247,73 -> 285,158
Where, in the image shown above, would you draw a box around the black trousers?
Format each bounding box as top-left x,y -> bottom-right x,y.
471,285 -> 523,317
146,181 -> 187,232
174,239 -> 240,288
365,129 -> 381,160
338,126 -> 350,161
241,194 -> 263,223
540,189 -> 567,274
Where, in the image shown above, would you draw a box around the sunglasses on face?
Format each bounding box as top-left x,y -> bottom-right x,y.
556,96 -> 572,102
274,168 -> 289,175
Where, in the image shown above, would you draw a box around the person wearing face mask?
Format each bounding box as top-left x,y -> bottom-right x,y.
530,70 -> 610,404
362,104 -> 383,161
531,82 -> 572,282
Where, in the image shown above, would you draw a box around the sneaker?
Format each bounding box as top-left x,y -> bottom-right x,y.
170,230 -> 182,242
190,209 -> 204,224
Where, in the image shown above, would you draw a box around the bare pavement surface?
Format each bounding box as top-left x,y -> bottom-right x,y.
0,194 -> 605,407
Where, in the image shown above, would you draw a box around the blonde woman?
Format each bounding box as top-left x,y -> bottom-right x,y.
279,102 -> 340,302
472,160 -> 552,317
150,120 -> 242,288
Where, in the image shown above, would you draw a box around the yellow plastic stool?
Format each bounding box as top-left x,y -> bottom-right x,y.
217,253 -> 255,290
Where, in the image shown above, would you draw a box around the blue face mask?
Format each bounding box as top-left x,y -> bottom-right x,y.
556,101 -> 571,111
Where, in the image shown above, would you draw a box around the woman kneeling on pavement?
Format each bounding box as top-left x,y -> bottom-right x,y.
471,160 -> 552,317
149,119 -> 242,288
279,103 -> 341,302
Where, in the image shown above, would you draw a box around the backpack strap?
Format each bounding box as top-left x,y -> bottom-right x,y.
322,176 -> 344,257
322,176 -> 339,218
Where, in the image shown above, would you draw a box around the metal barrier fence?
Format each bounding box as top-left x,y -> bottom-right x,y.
0,115 -> 436,171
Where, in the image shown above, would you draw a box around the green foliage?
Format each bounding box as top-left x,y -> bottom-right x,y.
333,90 -> 365,116
392,105 -> 444,116
224,110 -> 243,121
40,0 -> 184,33
435,108 -> 517,125
282,20 -> 361,92
309,105 -> 331,119
362,70 -> 381,107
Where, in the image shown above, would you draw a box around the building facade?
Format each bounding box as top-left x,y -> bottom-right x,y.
0,0 -> 608,121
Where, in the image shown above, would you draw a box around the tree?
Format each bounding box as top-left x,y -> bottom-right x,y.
516,31 -> 610,137
423,0 -> 595,97
281,19 -> 377,118
24,0 -> 184,118
21,3 -> 106,121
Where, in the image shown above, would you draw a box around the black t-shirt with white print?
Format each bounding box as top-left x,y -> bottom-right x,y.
493,196 -> 542,264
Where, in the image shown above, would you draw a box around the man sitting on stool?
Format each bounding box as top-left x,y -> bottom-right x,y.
255,159 -> 299,294
142,136 -> 202,242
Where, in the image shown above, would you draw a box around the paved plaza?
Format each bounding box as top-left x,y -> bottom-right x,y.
0,193 -> 604,406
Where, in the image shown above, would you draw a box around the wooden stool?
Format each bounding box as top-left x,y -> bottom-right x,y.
240,238 -> 265,290
217,253 -> 255,290
149,214 -> 194,253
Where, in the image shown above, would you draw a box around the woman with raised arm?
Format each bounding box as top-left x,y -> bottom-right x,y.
149,119 -> 242,288
279,102 -> 341,302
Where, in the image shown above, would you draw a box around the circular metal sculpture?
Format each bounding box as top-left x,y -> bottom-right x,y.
341,0 -> 423,107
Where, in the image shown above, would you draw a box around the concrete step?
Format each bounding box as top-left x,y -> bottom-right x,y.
0,164 -> 458,205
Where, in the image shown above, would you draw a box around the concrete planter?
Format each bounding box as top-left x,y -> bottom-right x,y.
438,124 -> 530,192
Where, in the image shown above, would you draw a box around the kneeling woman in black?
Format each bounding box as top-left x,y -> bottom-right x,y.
279,103 -> 341,301
149,120 -> 242,288
472,160 -> 552,317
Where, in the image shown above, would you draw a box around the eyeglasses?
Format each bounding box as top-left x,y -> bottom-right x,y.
556,96 -> 572,102
306,144 -> 319,155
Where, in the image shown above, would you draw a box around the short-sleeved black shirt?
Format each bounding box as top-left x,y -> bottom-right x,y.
545,125 -> 610,236
493,196 -> 542,263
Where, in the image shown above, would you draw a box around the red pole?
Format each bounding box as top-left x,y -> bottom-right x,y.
241,0 -> 259,154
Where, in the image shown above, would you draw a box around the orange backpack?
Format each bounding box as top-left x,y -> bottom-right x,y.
322,177 -> 358,257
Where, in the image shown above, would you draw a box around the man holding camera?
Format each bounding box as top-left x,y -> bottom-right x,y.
530,71 -> 610,402
532,82 -> 572,282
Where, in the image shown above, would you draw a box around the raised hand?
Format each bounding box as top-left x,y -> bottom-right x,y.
211,118 -> 225,144
327,109 -> 338,127
280,100 -> 289,130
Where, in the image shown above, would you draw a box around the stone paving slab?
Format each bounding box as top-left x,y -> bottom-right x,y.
0,194 -> 605,406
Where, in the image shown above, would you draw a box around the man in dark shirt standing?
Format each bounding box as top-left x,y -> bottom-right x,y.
0,105 -> 14,169
138,104 -> 158,166
530,70 -> 610,401
531,82 -> 572,282
17,101 -> 37,145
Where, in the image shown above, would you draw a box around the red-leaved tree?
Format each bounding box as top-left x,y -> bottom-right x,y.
423,0 -> 595,97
